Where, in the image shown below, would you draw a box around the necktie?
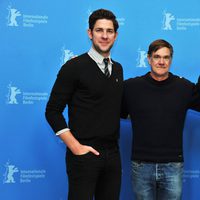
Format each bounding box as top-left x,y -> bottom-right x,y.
103,58 -> 110,78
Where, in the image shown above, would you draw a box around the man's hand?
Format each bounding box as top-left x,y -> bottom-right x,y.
72,143 -> 100,156
59,130 -> 100,156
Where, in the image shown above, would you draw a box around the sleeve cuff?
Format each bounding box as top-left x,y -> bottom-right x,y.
56,128 -> 70,136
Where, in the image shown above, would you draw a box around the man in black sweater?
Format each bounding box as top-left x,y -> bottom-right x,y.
45,9 -> 123,200
121,39 -> 200,200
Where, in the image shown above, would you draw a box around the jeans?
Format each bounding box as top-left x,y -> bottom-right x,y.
131,161 -> 183,200
66,146 -> 121,200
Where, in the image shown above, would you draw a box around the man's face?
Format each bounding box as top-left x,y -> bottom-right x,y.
88,19 -> 117,57
148,47 -> 172,80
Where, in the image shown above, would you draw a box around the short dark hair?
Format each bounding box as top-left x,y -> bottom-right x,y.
89,9 -> 119,32
148,39 -> 174,57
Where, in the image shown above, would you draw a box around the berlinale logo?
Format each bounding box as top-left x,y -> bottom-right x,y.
60,46 -> 74,65
3,161 -> 19,184
136,48 -> 147,68
6,83 -> 21,104
162,10 -> 175,30
7,5 -> 22,27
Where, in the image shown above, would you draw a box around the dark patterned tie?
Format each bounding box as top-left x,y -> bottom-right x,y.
103,58 -> 110,78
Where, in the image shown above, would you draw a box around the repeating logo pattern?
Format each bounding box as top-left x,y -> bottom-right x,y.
6,83 -> 48,105
3,162 -> 19,184
183,170 -> 200,183
162,11 -> 175,30
136,48 -> 147,68
3,161 -> 46,184
7,6 -> 21,27
6,4 -> 48,28
6,83 -> 21,104
162,10 -> 200,31
60,46 -> 74,65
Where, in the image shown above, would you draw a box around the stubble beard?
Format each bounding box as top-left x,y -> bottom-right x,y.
92,42 -> 113,56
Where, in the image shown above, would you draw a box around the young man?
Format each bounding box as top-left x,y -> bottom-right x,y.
45,9 -> 123,200
121,39 -> 200,200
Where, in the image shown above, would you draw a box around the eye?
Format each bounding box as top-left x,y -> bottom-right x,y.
107,29 -> 114,34
163,56 -> 171,61
95,28 -> 102,32
153,55 -> 160,59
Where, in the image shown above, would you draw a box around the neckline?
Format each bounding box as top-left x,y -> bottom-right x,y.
88,54 -> 114,79
144,72 -> 174,86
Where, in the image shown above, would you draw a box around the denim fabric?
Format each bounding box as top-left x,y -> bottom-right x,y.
131,161 -> 183,200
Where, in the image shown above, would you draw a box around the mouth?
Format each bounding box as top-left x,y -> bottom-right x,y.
100,40 -> 109,43
100,42 -> 109,46
156,66 -> 166,69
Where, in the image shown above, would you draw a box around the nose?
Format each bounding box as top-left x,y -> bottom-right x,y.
158,57 -> 165,64
102,31 -> 108,39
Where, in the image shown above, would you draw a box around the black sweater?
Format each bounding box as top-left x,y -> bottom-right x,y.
46,53 -> 123,144
121,72 -> 200,162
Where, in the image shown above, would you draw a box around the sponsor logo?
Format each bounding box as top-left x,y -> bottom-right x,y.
136,48 -> 147,68
6,83 -> 21,104
162,11 -> 175,30
6,4 -> 48,28
183,170 -> 200,182
3,161 -> 19,184
60,46 -> 74,65
162,10 -> 200,31
7,6 -> 21,27
117,17 -> 125,26
3,161 -> 46,184
6,83 -> 48,105
85,8 -> 92,28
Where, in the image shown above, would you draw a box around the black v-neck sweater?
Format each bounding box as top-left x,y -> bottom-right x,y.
121,72 -> 200,162
46,53 -> 123,143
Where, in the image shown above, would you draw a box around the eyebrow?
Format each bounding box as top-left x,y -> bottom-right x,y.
94,27 -> 114,30
153,53 -> 171,57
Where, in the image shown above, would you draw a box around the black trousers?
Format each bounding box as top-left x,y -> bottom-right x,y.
66,145 -> 121,200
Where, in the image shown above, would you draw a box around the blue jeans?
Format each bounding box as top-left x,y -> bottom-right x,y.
131,161 -> 183,200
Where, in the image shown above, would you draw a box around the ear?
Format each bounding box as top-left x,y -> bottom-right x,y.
114,32 -> 118,40
147,54 -> 151,64
87,29 -> 92,40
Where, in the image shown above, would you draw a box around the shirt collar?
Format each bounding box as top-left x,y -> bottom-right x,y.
88,47 -> 113,65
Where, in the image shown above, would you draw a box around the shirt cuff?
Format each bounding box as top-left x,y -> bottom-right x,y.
56,128 -> 70,136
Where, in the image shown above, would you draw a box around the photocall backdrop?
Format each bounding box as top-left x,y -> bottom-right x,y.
1,0 -> 200,199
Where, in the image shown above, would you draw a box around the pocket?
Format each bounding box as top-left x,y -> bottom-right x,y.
131,161 -> 143,168
168,162 -> 183,169
67,149 -> 92,161
74,151 -> 91,157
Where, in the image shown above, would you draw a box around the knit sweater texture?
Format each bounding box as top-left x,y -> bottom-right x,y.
121,72 -> 200,162
46,53 -> 123,143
